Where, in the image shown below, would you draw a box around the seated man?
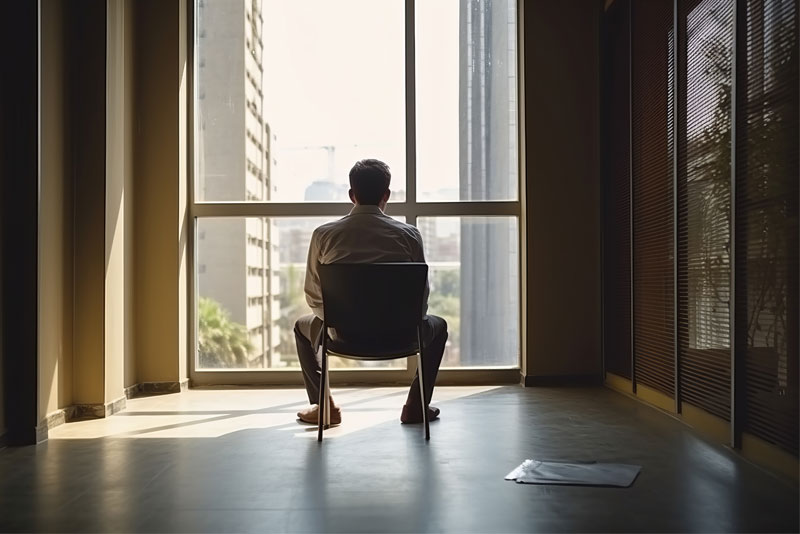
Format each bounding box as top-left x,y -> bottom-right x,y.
294,159 -> 448,425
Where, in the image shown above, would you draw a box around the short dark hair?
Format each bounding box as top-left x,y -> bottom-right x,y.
349,159 -> 391,205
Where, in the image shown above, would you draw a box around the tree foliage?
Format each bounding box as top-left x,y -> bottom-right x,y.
197,297 -> 252,368
690,4 -> 796,350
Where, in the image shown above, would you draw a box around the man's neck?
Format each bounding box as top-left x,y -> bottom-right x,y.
352,203 -> 385,212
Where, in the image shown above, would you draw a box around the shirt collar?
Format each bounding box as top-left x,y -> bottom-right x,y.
349,204 -> 385,216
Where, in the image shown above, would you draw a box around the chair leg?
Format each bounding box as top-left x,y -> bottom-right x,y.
417,328 -> 430,440
323,367 -> 331,427
318,345 -> 327,442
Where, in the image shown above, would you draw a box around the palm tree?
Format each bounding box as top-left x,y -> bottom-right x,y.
197,297 -> 252,368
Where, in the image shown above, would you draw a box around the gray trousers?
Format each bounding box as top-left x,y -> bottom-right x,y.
294,314 -> 448,413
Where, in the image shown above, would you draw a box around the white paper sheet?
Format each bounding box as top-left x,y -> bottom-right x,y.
505,459 -> 641,487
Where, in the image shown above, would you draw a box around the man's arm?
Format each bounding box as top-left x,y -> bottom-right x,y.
304,229 -> 324,319
410,228 -> 430,317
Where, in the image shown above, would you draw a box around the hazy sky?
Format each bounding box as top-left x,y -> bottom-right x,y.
262,0 -> 459,201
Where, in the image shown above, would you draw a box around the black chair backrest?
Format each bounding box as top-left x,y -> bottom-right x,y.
319,262 -> 428,342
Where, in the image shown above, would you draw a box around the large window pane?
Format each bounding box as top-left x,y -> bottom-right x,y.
196,217 -> 403,369
195,0 -> 405,203
418,217 -> 519,367
415,0 -> 518,202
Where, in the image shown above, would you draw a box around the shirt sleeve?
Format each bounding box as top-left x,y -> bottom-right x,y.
304,228 -> 324,319
410,228 -> 430,317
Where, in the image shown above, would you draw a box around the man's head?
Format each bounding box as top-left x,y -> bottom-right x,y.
348,159 -> 391,208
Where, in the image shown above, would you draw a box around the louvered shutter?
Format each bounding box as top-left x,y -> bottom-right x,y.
677,0 -> 734,420
736,0 -> 799,455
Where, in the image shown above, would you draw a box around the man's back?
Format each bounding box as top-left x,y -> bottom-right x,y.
304,204 -> 427,318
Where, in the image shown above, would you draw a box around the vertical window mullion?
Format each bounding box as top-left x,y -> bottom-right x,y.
405,0 -> 417,229
405,0 -> 416,373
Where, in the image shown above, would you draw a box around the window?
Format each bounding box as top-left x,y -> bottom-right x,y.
192,0 -> 521,375
602,0 -> 798,454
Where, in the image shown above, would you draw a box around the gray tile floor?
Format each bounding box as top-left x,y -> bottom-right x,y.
0,385 -> 797,533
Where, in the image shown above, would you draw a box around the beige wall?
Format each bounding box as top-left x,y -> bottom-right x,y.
71,1 -> 107,406
134,0 -> 188,384
123,0 -> 137,389
39,0 -> 74,419
33,0 -> 184,420
523,0 -> 603,378
36,0 -> 138,415
106,0 -> 136,400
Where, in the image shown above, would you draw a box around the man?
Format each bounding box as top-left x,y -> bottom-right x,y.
294,159 -> 448,426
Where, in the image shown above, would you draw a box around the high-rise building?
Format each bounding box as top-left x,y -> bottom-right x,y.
459,0 -> 519,365
195,0 -> 281,367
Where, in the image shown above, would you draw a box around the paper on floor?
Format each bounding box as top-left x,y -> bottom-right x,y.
505,459 -> 641,487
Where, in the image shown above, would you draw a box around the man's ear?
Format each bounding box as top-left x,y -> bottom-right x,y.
349,189 -> 356,204
383,189 -> 391,203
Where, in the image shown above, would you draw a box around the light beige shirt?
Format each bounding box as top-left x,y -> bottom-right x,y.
304,204 -> 429,319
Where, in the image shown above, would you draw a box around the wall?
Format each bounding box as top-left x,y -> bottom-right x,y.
523,0 -> 603,379
71,1 -> 107,406
39,0 -> 74,420
122,0 -> 137,389
0,30 -> 4,438
1,0 -> 39,445
134,0 -> 188,384
36,0 -> 137,419
106,0 -> 136,401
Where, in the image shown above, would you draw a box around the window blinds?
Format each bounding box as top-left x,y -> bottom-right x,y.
736,0 -> 799,455
677,0 -> 734,420
603,0 -> 798,456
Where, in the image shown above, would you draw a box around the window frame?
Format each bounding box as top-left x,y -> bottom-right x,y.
187,0 -> 525,386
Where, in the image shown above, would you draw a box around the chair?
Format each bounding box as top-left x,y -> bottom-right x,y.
317,262 -> 430,442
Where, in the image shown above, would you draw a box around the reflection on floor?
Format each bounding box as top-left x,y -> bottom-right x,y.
1,385 -> 798,533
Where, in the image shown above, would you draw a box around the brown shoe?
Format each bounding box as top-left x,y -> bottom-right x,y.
297,404 -> 342,425
400,404 -> 440,424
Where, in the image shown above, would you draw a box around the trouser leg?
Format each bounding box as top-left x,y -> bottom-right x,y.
405,315 -> 448,412
294,314 -> 325,404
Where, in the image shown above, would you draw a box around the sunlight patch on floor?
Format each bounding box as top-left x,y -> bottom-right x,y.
47,386 -> 501,440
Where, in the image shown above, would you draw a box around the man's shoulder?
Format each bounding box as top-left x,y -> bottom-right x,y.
399,220 -> 423,239
312,218 -> 346,237
380,215 -> 423,241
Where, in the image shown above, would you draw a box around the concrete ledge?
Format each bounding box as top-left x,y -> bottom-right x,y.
522,374 -> 603,387
123,383 -> 140,399
681,402 -> 730,445
71,396 -> 127,420
604,372 -> 633,394
32,397 -> 128,442
35,407 -> 76,442
742,432 -> 799,482
635,383 -> 677,414
125,379 -> 189,399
